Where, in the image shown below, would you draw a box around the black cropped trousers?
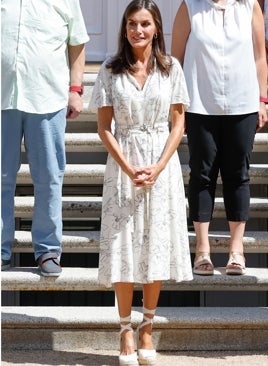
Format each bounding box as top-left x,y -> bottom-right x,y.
186,112 -> 258,222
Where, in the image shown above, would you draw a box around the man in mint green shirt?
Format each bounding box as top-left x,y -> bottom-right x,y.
1,0 -> 89,275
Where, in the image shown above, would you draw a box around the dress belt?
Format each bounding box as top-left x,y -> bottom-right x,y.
115,125 -> 168,135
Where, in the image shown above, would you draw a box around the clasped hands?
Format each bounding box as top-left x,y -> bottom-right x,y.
131,165 -> 161,188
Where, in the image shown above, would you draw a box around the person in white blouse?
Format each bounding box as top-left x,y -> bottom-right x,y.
258,0 -> 268,59
90,0 -> 193,364
172,0 -> 267,276
265,1 -> 268,48
1,0 -> 89,275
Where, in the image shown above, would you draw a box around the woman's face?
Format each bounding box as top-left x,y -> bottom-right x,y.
126,8 -> 157,50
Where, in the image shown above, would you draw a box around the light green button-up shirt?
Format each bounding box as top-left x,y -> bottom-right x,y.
1,0 -> 89,114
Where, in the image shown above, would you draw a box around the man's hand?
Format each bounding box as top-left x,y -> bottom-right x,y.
66,92 -> 83,119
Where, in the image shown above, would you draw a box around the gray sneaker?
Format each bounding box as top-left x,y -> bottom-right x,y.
38,252 -> 62,277
1,259 -> 11,271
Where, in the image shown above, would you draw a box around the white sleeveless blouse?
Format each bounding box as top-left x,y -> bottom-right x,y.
183,0 -> 259,115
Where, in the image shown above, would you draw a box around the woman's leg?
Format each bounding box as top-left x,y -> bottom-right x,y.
115,282 -> 135,356
229,221 -> 246,254
226,221 -> 246,274
186,113 -> 220,223
220,113 -> 257,274
193,222 -> 210,253
193,222 -> 214,273
220,113 -> 257,223
186,113 -> 220,274
139,281 -> 162,350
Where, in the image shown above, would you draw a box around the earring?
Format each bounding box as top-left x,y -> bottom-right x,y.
154,34 -> 158,39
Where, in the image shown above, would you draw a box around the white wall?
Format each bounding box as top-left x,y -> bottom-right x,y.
80,0 -> 182,62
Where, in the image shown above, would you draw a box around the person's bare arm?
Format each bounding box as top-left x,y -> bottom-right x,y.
67,44 -> 85,119
171,1 -> 191,65
252,0 -> 268,130
97,106 -> 145,183
138,103 -> 186,187
158,103 -> 185,170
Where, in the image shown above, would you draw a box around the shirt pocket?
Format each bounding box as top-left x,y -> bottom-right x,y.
23,14 -> 69,46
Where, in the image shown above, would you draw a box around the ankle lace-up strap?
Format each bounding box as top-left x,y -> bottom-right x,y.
143,307 -> 155,316
120,315 -> 133,335
139,307 -> 156,329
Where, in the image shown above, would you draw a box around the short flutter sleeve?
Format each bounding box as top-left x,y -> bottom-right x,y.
89,59 -> 113,113
170,56 -> 190,110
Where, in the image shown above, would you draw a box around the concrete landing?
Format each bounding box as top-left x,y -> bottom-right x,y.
2,349 -> 268,366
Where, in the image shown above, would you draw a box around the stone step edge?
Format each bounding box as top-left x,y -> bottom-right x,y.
3,308 -> 268,351
16,163 -> 268,185
13,196 -> 268,219
21,132 -> 268,153
2,306 -> 268,329
22,134 -> 188,152
2,267 -> 268,292
65,132 -> 268,153
12,230 -> 268,254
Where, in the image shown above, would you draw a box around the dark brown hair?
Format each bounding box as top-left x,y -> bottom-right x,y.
106,0 -> 172,76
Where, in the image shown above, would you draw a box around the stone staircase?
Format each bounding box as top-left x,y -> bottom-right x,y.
1,65 -> 268,351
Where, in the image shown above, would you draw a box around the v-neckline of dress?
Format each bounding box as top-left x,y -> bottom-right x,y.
127,71 -> 153,92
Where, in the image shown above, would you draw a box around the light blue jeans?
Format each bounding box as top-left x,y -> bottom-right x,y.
1,109 -> 66,262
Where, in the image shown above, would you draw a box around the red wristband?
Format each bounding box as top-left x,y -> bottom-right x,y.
260,96 -> 268,104
69,85 -> 84,95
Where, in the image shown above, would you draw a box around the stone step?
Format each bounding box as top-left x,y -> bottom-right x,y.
63,131 -> 268,154
14,196 -> 268,219
17,164 -> 106,185
16,163 -> 268,185
2,306 -> 268,351
22,133 -> 105,152
70,132 -> 267,153
12,230 -> 268,254
23,133 -> 189,152
2,267 -> 268,292
65,132 -> 105,152
21,132 -> 268,153
65,120 -> 97,133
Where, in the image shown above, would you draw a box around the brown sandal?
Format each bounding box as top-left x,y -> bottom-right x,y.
226,252 -> 246,275
193,252 -> 214,276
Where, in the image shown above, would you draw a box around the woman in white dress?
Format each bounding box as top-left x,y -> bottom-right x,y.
90,1 -> 193,364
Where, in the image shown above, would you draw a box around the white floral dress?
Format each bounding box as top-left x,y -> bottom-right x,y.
90,57 -> 193,287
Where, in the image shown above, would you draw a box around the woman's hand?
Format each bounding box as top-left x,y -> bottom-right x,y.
132,164 -> 162,187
